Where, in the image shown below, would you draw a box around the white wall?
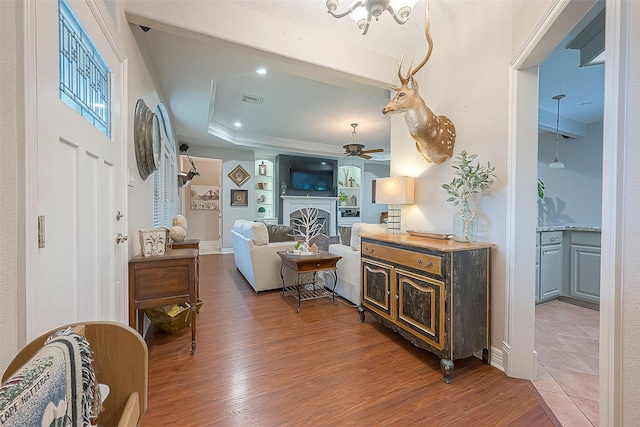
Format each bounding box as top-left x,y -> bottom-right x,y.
362,163 -> 390,224
0,0 -> 22,372
620,0 -> 640,419
123,24 -> 165,257
391,0 -> 512,359
538,121 -> 603,226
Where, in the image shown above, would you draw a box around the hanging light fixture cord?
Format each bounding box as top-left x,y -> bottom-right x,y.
550,94 -> 566,168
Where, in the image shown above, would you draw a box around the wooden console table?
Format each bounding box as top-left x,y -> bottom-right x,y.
359,233 -> 493,383
128,248 -> 199,354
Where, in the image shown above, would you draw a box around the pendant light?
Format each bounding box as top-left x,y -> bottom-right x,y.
549,94 -> 566,169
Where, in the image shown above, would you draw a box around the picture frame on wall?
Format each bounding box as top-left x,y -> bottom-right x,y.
231,189 -> 248,207
228,165 -> 250,187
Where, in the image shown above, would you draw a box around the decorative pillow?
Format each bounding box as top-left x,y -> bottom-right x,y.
338,226 -> 352,246
266,224 -> 296,242
351,222 -> 388,251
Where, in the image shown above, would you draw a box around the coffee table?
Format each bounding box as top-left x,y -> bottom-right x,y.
277,251 -> 342,312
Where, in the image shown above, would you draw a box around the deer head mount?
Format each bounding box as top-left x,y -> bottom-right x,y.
382,0 -> 456,164
178,155 -> 200,187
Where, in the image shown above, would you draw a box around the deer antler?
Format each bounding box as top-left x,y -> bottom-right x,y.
397,0 -> 433,83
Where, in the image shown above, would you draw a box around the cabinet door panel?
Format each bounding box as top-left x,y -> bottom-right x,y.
570,245 -> 601,302
540,244 -> 562,301
396,269 -> 445,351
362,259 -> 393,318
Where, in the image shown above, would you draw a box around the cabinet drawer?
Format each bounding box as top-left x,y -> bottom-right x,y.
541,231 -> 563,245
362,242 -> 442,277
570,231 -> 601,246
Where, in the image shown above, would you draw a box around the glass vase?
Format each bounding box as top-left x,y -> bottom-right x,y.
453,203 -> 478,242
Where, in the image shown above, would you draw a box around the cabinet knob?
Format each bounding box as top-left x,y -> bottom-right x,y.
395,294 -> 399,300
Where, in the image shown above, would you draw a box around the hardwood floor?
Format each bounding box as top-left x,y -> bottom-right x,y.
142,254 -> 559,426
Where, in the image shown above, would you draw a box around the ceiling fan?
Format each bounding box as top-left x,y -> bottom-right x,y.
342,123 -> 384,160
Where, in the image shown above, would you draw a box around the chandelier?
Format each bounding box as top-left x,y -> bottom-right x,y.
322,0 -> 419,35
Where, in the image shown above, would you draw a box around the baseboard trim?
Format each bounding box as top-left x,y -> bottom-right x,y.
557,296 -> 599,311
199,240 -> 220,255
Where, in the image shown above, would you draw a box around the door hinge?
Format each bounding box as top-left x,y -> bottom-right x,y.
38,215 -> 45,248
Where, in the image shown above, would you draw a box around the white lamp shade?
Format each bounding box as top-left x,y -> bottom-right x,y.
375,176 -> 415,204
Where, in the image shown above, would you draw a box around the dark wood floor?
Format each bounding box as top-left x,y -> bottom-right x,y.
142,254 -> 558,426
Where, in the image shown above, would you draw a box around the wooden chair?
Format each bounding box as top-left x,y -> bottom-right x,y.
2,321 -> 148,427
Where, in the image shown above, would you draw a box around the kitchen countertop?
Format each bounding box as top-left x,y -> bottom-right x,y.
537,224 -> 601,232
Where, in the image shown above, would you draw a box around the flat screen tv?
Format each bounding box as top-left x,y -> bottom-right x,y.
290,169 -> 332,191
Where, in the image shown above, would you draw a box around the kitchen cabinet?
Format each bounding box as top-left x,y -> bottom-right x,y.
539,231 -> 562,303
359,233 -> 492,383
569,231 -> 601,304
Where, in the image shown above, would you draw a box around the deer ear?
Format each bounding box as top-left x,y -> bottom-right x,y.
409,75 -> 420,92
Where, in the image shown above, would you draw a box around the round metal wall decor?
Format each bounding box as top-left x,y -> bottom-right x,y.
134,99 -> 160,181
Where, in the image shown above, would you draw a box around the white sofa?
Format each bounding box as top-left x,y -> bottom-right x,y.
231,219 -> 296,292
328,222 -> 388,305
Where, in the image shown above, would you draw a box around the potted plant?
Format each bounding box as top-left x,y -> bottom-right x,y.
442,150 -> 496,242
339,191 -> 348,206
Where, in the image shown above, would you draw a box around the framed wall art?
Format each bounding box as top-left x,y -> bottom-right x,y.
228,165 -> 250,187
231,189 -> 248,207
190,185 -> 220,210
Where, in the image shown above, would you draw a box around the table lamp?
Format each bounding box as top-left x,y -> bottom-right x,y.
375,176 -> 415,234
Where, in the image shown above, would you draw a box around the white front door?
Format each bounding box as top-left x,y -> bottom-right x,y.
27,0 -> 127,340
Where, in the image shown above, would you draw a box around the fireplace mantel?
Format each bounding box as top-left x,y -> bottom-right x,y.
281,196 -> 338,236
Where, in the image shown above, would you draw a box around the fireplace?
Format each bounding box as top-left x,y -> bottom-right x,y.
281,196 -> 338,236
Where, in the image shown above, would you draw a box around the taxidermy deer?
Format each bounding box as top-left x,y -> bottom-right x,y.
178,155 -> 200,187
382,0 -> 456,164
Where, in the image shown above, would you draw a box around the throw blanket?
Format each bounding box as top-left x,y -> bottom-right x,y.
0,329 -> 101,426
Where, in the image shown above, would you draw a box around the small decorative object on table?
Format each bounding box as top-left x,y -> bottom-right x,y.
442,151 -> 496,242
138,228 -> 168,256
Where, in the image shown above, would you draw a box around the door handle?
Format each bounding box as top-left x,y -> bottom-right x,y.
116,233 -> 128,244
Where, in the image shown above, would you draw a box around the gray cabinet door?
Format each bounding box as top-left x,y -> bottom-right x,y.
570,244 -> 601,303
540,243 -> 562,301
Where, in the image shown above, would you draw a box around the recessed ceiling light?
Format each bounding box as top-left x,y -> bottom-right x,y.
256,68 -> 267,75
234,122 -> 242,128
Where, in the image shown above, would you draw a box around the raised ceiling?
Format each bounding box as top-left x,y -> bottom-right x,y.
131,1 -> 604,160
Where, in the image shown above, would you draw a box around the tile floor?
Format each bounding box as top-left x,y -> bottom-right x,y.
534,299 -> 600,426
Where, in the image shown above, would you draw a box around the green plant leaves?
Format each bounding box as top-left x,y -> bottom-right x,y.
443,150 -> 496,206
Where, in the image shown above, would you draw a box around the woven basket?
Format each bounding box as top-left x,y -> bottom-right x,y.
145,299 -> 203,333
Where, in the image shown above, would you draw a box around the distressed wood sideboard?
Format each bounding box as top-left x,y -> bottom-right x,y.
359,233 -> 493,383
